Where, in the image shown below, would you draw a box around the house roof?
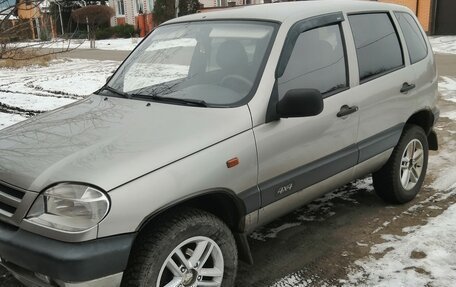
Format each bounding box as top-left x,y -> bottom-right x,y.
165,0 -> 410,25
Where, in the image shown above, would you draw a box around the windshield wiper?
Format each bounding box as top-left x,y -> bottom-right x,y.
98,87 -> 207,107
98,85 -> 131,99
133,94 -> 208,107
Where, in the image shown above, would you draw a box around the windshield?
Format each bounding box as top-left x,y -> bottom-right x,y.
106,21 -> 277,106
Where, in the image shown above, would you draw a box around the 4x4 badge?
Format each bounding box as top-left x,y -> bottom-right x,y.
277,183 -> 294,196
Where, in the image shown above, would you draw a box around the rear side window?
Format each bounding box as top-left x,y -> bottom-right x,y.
278,24 -> 348,99
348,13 -> 404,83
394,12 -> 428,64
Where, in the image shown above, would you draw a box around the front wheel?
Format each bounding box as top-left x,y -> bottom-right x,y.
122,208 -> 238,287
373,124 -> 429,204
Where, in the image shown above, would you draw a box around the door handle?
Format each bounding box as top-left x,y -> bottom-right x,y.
337,105 -> 359,117
400,82 -> 416,93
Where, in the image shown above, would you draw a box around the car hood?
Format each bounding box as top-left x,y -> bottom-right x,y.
0,95 -> 252,192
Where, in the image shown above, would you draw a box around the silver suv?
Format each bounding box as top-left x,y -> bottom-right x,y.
0,1 -> 439,287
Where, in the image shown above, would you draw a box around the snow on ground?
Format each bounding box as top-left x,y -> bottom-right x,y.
0,58 -> 119,127
13,38 -> 141,51
344,203 -> 456,287
13,37 -> 198,53
0,92 -> 74,112
270,271 -> 321,287
430,36 -> 456,55
339,76 -> 456,287
250,177 -> 371,241
439,76 -> 456,104
0,113 -> 27,129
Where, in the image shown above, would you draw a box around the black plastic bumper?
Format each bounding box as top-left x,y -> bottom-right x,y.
0,222 -> 135,282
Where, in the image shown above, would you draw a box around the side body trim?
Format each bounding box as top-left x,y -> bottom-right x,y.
357,123 -> 404,163
238,186 -> 261,214
239,124 -> 405,211
259,144 -> 358,207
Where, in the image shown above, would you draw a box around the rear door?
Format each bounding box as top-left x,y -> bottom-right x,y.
394,11 -> 437,116
346,12 -> 416,164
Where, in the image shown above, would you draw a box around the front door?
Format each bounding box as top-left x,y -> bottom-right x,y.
253,14 -> 359,223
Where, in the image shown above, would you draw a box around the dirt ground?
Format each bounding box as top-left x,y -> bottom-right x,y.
0,54 -> 455,287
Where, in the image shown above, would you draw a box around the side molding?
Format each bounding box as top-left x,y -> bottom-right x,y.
357,123 -> 405,163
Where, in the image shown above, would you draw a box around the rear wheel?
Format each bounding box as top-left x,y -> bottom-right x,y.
122,208 -> 238,287
373,124 -> 429,204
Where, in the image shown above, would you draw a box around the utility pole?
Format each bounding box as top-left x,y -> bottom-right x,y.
55,1 -> 64,35
175,0 -> 179,17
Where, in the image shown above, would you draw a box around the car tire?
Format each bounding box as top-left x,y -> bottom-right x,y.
121,208 -> 238,287
373,124 -> 429,204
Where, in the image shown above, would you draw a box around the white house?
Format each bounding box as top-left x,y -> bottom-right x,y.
110,0 -> 154,26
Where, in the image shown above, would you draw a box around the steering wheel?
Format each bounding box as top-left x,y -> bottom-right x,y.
219,74 -> 253,93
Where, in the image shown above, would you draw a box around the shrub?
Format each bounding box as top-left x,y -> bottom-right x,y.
95,28 -> 113,40
40,30 -> 51,41
94,24 -> 137,39
112,24 -> 136,38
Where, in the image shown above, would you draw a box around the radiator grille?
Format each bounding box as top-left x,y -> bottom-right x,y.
0,182 -> 36,226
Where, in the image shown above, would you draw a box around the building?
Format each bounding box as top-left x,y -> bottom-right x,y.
110,0 -> 154,26
199,0 -> 263,9
379,0 -> 456,35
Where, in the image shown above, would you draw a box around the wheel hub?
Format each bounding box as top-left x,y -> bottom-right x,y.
156,236 -> 224,287
400,139 -> 424,191
181,269 -> 197,286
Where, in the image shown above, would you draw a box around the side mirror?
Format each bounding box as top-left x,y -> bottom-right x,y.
277,89 -> 324,118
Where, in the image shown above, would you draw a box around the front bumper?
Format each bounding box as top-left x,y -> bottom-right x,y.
2,261 -> 123,287
0,221 -> 135,286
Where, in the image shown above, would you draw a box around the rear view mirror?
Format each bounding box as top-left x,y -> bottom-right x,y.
277,89 -> 324,118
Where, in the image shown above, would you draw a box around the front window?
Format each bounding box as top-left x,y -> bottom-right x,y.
278,24 -> 348,99
107,21 -> 277,106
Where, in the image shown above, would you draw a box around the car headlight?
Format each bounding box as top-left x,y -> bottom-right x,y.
27,184 -> 110,232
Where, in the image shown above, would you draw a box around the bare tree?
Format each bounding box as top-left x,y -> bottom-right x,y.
71,5 -> 114,48
0,0 -> 81,62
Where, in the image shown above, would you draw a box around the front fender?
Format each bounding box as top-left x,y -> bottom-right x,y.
97,130 -> 258,237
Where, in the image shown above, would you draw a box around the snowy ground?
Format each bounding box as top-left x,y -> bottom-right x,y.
430,36 -> 456,55
0,41 -> 456,287
0,58 -> 119,128
12,38 -> 142,51
11,35 -> 456,55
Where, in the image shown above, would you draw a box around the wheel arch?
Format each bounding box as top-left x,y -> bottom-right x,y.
136,188 -> 245,232
405,109 -> 438,150
133,188 -> 254,264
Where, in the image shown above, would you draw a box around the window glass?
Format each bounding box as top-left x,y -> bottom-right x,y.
148,0 -> 154,12
395,12 -> 427,64
349,13 -> 404,82
116,0 -> 125,15
135,0 -> 144,13
108,21 -> 276,106
207,38 -> 258,71
278,24 -> 347,99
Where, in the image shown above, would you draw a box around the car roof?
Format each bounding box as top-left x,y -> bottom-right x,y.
164,0 -> 410,25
